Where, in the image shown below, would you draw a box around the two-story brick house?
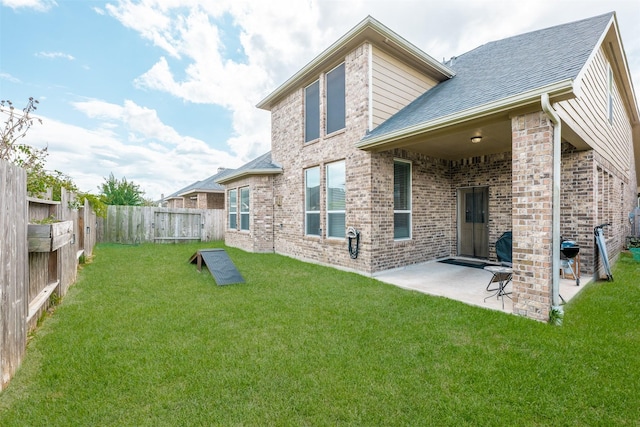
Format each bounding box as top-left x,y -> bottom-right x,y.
218,13 -> 639,321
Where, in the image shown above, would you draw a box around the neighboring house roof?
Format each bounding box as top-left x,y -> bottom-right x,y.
257,15 -> 455,111
166,168 -> 236,200
215,152 -> 283,184
358,12 -> 617,148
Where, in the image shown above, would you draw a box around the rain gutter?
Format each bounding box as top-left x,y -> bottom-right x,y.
215,168 -> 283,185
541,93 -> 562,313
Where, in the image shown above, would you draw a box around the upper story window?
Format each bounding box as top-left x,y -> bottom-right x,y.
394,159 -> 411,240
326,160 -> 346,238
326,63 -> 346,135
305,167 -> 321,236
239,187 -> 250,231
305,81 -> 320,142
228,189 -> 237,230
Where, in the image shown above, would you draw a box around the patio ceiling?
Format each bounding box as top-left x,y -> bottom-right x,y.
364,113 -> 513,160
364,109 -> 595,162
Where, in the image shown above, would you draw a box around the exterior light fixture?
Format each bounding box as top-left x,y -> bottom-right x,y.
470,136 -> 482,144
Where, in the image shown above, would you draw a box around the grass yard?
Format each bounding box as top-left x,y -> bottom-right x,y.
1,242 -> 639,426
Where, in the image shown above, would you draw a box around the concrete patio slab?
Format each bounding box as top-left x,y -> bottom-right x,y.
373,258 -> 587,315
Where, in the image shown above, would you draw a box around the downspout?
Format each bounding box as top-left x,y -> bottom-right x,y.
541,93 -> 562,313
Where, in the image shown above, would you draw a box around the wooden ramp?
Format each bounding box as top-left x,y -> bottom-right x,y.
189,249 -> 245,285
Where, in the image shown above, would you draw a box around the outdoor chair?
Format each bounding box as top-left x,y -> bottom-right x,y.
485,231 -> 513,293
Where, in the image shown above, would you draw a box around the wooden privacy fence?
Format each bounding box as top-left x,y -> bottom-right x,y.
102,205 -> 225,244
1,159 -> 97,391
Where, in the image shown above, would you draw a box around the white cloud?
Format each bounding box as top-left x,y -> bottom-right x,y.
0,72 -> 21,83
20,101 -> 245,199
35,51 -> 75,60
105,0 -> 332,162
72,98 -> 216,148
0,0 -> 56,12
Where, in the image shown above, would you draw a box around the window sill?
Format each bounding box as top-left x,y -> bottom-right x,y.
394,238 -> 413,244
326,237 -> 346,245
304,138 -> 320,146
325,128 -> 346,139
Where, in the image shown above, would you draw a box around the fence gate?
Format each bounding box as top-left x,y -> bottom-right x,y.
154,211 -> 202,242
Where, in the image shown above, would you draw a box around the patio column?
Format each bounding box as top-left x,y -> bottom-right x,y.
511,111 -> 554,321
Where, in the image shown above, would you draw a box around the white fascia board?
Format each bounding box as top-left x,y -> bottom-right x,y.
356,80 -> 575,150
215,168 -> 283,185
177,189 -> 224,197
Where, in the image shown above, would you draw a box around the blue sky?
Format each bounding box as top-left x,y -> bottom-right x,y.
1,0 -> 639,200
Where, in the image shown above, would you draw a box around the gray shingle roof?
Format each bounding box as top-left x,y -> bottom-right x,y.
362,13 -> 613,141
166,168 -> 236,199
238,151 -> 281,171
215,151 -> 282,184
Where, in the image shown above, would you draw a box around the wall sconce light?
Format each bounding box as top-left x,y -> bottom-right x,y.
470,136 -> 482,144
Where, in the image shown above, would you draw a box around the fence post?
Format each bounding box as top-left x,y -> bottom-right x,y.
0,160 -> 28,391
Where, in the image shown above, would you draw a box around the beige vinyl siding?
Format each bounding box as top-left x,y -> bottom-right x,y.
371,46 -> 438,129
557,47 -> 633,174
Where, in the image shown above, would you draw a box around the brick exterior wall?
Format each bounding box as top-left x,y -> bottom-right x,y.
369,149 -> 452,272
560,143 -> 636,280
206,193 -> 225,210
450,152 -> 513,262
560,144 -> 595,275
269,43 -> 374,272
166,198 -> 184,208
511,111 -> 554,321
167,193 -> 224,210
225,176 -> 274,253
592,151 -> 635,278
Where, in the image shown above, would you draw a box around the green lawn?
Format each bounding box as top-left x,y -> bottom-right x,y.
1,242 -> 639,426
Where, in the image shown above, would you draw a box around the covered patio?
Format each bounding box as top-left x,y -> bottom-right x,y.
373,258 -> 587,315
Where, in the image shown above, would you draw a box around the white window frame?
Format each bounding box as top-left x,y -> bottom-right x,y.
394,159 -> 412,240
305,167 -> 321,236
228,189 -> 237,230
239,186 -> 250,231
326,160 -> 346,239
325,62 -> 346,135
304,80 -> 320,143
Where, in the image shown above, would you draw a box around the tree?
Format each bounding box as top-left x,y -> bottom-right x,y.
99,173 -> 146,206
0,97 -> 45,169
1,97 -> 76,199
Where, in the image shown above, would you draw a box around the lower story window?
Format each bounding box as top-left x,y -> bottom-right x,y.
305,167 -> 320,235
326,161 -> 345,238
394,159 -> 411,239
240,187 -> 250,231
228,189 -> 237,229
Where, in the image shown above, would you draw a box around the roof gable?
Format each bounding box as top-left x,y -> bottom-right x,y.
257,16 -> 455,111
166,168 -> 236,199
216,151 -> 282,184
